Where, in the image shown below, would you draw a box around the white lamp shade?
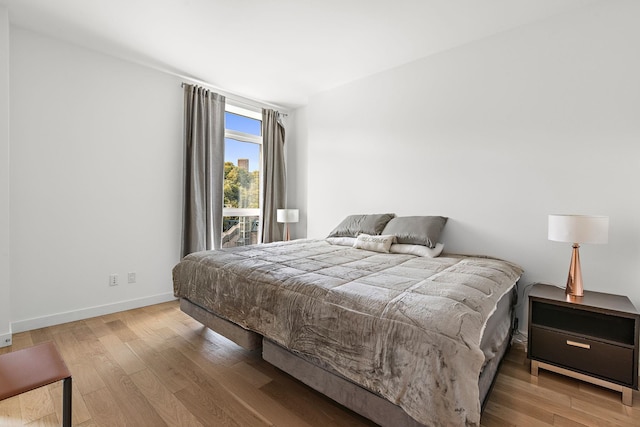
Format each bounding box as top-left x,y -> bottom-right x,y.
277,209 -> 299,223
548,214 -> 609,244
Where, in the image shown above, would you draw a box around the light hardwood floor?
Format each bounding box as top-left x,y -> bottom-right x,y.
0,300 -> 638,426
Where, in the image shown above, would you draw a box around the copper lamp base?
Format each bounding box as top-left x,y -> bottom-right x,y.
565,243 -> 584,298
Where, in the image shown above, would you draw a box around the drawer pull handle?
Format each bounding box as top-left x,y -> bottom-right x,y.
566,340 -> 590,350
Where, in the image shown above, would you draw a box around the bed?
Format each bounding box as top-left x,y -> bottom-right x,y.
172,215 -> 523,427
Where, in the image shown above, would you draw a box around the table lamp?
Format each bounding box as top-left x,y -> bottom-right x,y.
548,214 -> 609,297
277,209 -> 299,241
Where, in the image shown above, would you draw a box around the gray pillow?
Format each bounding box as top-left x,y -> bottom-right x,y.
327,213 -> 396,238
382,216 -> 448,248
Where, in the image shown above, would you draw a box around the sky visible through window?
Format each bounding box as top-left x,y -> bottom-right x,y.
225,112 -> 261,172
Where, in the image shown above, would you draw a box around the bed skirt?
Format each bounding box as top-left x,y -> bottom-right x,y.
179,297 -> 513,427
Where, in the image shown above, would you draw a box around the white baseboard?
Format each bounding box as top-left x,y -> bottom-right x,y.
11,292 -> 177,333
0,331 -> 12,348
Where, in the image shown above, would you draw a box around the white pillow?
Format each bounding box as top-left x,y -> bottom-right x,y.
326,237 -> 357,246
353,234 -> 396,253
390,242 -> 444,258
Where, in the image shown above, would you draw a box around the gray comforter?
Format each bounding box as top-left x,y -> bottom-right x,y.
172,239 -> 523,426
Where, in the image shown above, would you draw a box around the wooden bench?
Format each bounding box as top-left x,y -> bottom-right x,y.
0,342 -> 72,426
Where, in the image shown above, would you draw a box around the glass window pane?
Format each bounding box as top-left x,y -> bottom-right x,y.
225,112 -> 261,136
222,216 -> 259,247
224,139 -> 260,209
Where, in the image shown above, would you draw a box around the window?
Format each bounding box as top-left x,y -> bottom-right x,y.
222,104 -> 262,248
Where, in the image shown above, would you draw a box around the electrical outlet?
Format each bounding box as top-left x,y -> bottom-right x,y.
128,272 -> 136,284
109,274 -> 119,286
0,334 -> 11,348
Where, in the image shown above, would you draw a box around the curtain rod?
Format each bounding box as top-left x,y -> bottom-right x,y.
180,82 -> 288,116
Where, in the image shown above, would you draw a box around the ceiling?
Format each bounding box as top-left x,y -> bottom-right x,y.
0,0 -> 597,108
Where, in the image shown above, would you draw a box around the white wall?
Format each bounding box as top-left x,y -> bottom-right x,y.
303,0 -> 640,327
9,27 -> 184,331
5,1 -> 638,339
285,107 -> 308,239
0,7 -> 11,347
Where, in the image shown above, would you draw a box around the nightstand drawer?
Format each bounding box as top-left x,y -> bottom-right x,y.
530,326 -> 634,385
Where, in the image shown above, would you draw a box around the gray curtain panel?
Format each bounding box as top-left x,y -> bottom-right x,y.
181,85 -> 225,257
261,109 -> 286,243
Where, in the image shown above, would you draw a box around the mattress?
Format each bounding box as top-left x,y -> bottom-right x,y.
173,239 -> 523,426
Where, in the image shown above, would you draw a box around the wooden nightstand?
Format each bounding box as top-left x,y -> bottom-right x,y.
527,283 -> 639,406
